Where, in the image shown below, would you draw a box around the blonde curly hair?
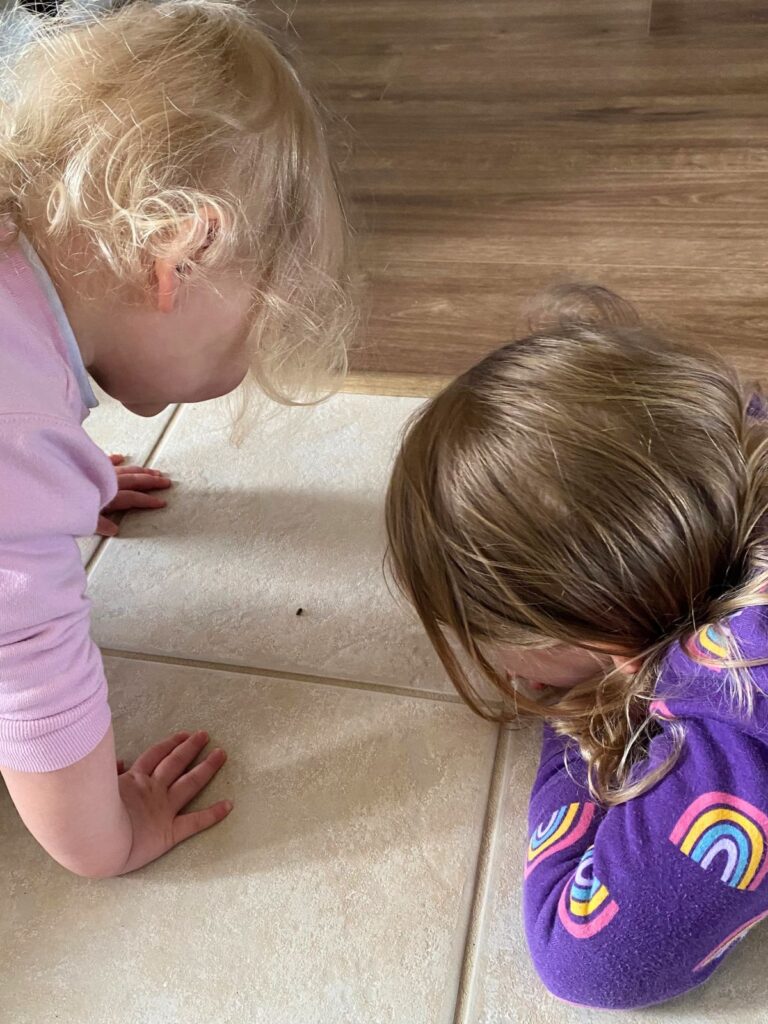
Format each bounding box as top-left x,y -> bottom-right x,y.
0,0 -> 355,404
386,285 -> 768,806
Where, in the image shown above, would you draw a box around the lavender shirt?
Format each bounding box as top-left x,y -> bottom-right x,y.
0,233 -> 116,771
524,605 -> 768,1008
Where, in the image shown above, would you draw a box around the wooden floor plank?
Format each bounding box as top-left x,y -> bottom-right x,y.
650,1 -> 768,33
361,262 -> 768,382
261,0 -> 768,384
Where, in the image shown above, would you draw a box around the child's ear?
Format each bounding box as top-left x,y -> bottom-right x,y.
152,207 -> 221,314
610,653 -> 643,676
153,256 -> 181,314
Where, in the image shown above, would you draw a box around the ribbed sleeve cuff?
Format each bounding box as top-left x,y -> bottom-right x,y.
0,686 -> 112,772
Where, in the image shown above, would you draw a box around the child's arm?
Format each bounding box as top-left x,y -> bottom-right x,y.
523,720 -> 768,1010
1,725 -> 232,877
0,416 -> 230,873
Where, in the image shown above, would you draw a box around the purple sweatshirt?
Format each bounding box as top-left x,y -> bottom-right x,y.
0,231 -> 116,772
524,605 -> 768,1009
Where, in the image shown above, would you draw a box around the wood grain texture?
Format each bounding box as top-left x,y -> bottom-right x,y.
262,0 -> 768,384
342,371 -> 450,399
650,1 -> 768,33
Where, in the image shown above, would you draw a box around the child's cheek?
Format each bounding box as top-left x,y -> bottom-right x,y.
498,646 -> 606,691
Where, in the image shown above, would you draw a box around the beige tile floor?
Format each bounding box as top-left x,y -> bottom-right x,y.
2,657 -> 496,1024
86,393 -> 450,694
4,389 -> 768,1023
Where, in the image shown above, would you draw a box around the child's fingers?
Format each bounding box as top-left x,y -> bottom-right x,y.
114,471 -> 172,490
153,730 -> 210,786
109,454 -> 126,466
131,730 -> 192,775
96,514 -> 120,537
106,491 -> 168,512
172,799 -> 233,846
116,464 -> 168,477
169,748 -> 227,812
116,758 -> 126,774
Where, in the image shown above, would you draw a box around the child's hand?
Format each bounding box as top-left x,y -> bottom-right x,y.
117,730 -> 233,875
97,453 -> 172,536
1,726 -> 232,878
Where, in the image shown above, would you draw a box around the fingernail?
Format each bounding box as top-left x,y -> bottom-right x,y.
224,800 -> 234,812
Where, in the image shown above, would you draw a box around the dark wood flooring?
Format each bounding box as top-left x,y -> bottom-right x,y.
264,0 -> 768,393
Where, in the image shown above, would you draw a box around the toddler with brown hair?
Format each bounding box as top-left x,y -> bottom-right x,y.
386,286 -> 768,1009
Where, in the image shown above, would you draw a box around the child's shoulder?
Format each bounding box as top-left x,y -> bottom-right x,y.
0,237 -> 114,536
0,239 -> 82,423
658,604 -> 768,736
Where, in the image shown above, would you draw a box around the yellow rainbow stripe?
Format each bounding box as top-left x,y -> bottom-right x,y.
699,627 -> 727,659
681,808 -> 764,891
527,802 -> 580,862
569,885 -> 609,918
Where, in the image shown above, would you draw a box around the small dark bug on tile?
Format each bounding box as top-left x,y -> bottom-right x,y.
296,607 -> 304,616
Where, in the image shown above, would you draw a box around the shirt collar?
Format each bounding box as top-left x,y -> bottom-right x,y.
17,233 -> 99,411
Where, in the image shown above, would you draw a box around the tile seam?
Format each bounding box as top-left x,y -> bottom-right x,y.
100,646 -> 464,705
452,726 -> 512,1024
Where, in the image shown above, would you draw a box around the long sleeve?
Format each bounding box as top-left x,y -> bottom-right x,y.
523,718 -> 768,1010
0,413 -> 117,770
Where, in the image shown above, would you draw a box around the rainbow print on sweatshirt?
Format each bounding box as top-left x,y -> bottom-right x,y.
670,792 -> 768,891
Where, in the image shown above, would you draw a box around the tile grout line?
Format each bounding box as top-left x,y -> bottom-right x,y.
85,403 -> 185,577
452,726 -> 511,1024
141,401 -> 186,470
100,646 -> 465,705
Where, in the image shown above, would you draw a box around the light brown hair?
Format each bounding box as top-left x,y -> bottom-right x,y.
0,0 -> 355,404
386,285 -> 768,805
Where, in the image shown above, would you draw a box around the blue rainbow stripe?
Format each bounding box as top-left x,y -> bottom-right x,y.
525,802 -> 597,879
686,624 -> 728,669
557,846 -> 619,940
530,805 -> 568,851
670,792 -> 768,891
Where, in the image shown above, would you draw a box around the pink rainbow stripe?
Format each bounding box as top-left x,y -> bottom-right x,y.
557,878 -> 619,939
693,908 -> 768,973
669,792 -> 768,891
683,633 -> 725,671
650,699 -> 675,720
524,803 -> 597,879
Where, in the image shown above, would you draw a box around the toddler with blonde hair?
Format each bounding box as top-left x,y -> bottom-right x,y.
0,0 -> 353,876
386,286 -> 768,1009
